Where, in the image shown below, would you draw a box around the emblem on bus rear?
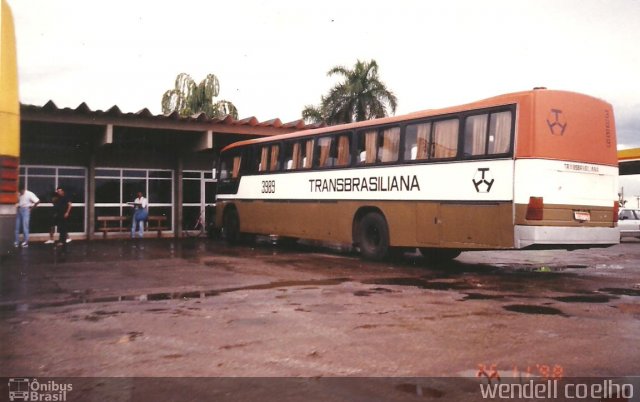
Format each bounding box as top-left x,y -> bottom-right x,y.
546,109 -> 567,136
473,168 -> 494,193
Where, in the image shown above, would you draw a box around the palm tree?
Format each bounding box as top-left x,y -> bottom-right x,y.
162,73 -> 239,119
302,59 -> 397,125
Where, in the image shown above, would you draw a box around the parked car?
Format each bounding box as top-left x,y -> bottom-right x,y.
618,208 -> 640,239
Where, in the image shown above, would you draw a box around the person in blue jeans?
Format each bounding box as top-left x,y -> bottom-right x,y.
129,191 -> 148,238
15,185 -> 40,247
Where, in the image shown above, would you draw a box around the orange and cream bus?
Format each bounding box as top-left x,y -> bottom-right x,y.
0,0 -> 20,254
214,89 -> 619,260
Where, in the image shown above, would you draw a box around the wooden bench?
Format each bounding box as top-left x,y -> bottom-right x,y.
147,215 -> 169,237
97,216 -> 129,238
97,215 -> 169,238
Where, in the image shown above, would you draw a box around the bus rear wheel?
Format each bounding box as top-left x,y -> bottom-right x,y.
358,212 -> 390,260
419,248 -> 461,263
223,209 -> 241,244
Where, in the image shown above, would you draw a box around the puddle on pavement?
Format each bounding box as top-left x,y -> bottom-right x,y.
598,288 -> 640,297
364,277 -> 474,291
553,294 -> 613,303
226,278 -> 350,292
84,310 -> 123,321
503,304 -> 566,316
395,383 -> 445,398
3,276 -> 482,313
462,293 -> 505,301
2,277 -> 352,313
353,287 -> 395,297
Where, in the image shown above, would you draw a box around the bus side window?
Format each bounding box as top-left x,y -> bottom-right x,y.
335,134 -> 351,167
220,153 -> 242,179
404,122 -> 431,161
379,127 -> 400,163
259,146 -> 270,172
283,141 -> 299,170
302,139 -> 314,169
269,144 -> 280,171
219,154 -> 242,180
232,156 -> 241,178
357,130 -> 378,165
464,111 -> 512,157
315,136 -> 334,168
432,119 -> 458,159
488,111 -> 512,154
464,114 -> 488,157
219,160 -> 229,179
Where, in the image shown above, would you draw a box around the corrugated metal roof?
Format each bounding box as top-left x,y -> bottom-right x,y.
20,101 -> 326,130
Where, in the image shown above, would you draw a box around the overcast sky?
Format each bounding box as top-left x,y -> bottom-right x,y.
10,0 -> 640,148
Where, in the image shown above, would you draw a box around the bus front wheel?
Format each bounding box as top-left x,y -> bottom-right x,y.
223,209 -> 241,244
358,212 -> 390,260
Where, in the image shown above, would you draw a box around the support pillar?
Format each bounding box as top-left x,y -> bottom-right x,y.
174,154 -> 183,238
87,150 -> 96,240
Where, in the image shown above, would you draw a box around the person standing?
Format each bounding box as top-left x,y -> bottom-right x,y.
44,191 -> 72,245
45,191 -> 59,244
53,187 -> 72,248
129,191 -> 148,238
14,185 -> 40,247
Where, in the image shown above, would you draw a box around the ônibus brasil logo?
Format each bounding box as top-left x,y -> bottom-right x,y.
8,378 -> 73,401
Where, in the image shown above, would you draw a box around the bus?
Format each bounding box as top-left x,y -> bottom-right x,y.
214,89 -> 619,260
0,0 -> 20,255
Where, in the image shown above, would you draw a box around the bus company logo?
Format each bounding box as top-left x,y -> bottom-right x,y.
8,378 -> 73,401
546,109 -> 567,136
473,168 -> 494,193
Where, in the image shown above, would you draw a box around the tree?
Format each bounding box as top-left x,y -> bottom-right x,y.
302,59 -> 397,125
161,73 -> 238,119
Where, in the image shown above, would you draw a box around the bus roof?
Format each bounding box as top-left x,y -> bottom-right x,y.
220,89 -> 607,153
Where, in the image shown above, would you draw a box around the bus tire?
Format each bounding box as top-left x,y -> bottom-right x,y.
358,212 -> 390,260
420,248 -> 461,263
223,209 -> 241,244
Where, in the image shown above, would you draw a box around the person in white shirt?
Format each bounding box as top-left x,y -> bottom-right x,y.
129,191 -> 148,238
15,185 -> 40,247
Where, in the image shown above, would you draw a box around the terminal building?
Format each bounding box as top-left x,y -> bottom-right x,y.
19,102 -> 319,240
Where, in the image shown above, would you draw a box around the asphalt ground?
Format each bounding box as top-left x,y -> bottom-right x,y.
1,237 -> 639,401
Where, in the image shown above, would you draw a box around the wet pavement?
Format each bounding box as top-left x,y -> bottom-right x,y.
1,237 -> 639,400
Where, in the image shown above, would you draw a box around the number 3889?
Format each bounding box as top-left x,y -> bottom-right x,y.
261,180 -> 276,193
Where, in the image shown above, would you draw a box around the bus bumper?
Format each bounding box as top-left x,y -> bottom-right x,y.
514,225 -> 620,249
